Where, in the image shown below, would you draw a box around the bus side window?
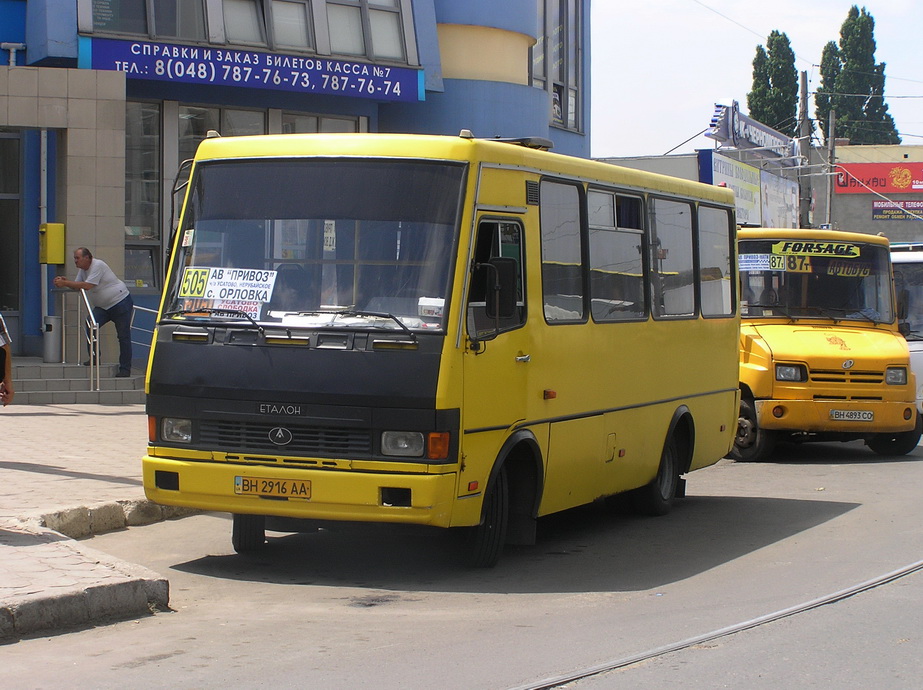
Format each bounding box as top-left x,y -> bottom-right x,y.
468,220 -> 526,338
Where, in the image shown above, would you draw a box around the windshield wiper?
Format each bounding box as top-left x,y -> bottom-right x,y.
163,307 -> 264,333
338,310 -> 417,340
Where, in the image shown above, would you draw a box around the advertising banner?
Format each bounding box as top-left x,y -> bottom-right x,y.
698,150 -> 761,225
834,162 -> 923,195
760,169 -> 799,228
78,36 -> 423,103
871,200 -> 923,221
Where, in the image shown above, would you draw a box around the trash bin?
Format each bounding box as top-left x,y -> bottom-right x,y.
43,315 -> 62,363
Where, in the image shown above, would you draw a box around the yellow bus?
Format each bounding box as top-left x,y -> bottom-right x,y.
142,132 -> 740,566
734,228 -> 919,461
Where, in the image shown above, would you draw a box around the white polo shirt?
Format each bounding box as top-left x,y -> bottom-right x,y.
76,258 -> 130,310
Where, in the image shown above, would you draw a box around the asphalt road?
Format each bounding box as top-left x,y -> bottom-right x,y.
4,441 -> 923,689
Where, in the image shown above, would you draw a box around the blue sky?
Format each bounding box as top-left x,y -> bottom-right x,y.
590,0 -> 922,157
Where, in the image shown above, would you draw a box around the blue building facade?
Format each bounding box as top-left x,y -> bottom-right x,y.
0,0 -> 591,360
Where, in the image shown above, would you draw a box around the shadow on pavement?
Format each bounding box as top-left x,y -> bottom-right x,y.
170,493 -> 858,595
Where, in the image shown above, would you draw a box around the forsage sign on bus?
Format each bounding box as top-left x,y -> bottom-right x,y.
772,241 -> 861,258
85,37 -> 421,103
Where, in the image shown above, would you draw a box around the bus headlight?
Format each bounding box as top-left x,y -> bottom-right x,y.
886,367 -> 908,385
775,364 -> 807,382
381,431 -> 425,457
162,417 -> 192,443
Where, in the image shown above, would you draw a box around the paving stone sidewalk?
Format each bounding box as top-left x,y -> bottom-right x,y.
0,404 -> 190,641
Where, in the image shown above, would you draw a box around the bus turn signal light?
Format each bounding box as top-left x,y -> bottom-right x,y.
427,432 -> 450,459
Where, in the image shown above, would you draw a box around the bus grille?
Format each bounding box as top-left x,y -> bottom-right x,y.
809,369 -> 884,385
199,420 -> 371,457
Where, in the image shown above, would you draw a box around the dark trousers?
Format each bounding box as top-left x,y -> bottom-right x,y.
91,294 -> 134,373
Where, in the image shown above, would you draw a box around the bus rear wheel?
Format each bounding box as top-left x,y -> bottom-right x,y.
632,434 -> 680,516
731,398 -> 777,462
464,464 -> 509,568
232,514 -> 266,553
867,415 -> 922,456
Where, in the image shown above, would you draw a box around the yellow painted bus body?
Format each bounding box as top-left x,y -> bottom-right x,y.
143,133 -> 739,562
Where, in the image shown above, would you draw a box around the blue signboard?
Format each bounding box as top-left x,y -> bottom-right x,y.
78,36 -> 423,103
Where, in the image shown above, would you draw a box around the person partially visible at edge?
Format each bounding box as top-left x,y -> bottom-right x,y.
53,247 -> 134,378
0,313 -> 14,405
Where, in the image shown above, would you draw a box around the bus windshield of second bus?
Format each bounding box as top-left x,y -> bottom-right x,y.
166,158 -> 466,332
739,239 -> 894,325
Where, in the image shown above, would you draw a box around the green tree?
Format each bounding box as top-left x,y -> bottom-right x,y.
814,6 -> 900,144
747,30 -> 798,137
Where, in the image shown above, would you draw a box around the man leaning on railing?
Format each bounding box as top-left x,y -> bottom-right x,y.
53,247 -> 134,377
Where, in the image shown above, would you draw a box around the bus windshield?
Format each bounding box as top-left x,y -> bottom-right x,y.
739,238 -> 894,324
165,158 -> 466,331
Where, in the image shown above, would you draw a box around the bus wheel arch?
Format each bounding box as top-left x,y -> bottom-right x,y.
464,432 -> 542,567
632,407 -> 692,516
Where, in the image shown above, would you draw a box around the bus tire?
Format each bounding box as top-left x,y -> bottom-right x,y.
632,434 -> 681,517
464,464 -> 509,568
867,414 -> 922,456
232,514 -> 266,553
731,398 -> 777,462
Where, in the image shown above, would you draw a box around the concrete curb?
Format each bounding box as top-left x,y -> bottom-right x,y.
0,501 -> 199,641
37,500 -> 200,540
0,526 -> 170,641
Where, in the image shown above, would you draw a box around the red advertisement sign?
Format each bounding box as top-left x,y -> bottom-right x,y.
834,162 -> 923,194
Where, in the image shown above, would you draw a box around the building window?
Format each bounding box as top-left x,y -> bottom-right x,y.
224,0 -> 266,45
281,113 -> 362,132
91,0 -> 207,40
125,103 -> 162,288
531,0 -> 582,131
0,131 -> 20,312
272,0 -> 314,50
327,1 -> 403,60
85,0 -> 413,63
179,106 -> 265,163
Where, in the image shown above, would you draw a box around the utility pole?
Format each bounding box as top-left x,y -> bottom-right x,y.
798,71 -> 812,228
825,109 -> 836,228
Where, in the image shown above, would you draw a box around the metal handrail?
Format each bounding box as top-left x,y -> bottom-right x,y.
78,288 -> 101,391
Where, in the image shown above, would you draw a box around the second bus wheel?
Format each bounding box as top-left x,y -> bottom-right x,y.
232,514 -> 267,553
731,398 -> 777,462
866,414 -> 923,456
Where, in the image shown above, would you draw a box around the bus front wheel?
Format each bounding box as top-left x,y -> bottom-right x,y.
232,514 -> 266,553
866,415 -> 922,456
464,464 -> 509,568
731,398 -> 777,462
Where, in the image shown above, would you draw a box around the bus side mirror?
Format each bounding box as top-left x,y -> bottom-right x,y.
486,257 -> 518,320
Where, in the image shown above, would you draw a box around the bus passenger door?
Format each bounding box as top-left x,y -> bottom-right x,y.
462,218 -> 536,474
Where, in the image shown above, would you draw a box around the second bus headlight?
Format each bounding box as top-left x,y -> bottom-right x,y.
381,431 -> 425,457
886,367 -> 908,385
776,364 -> 807,382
